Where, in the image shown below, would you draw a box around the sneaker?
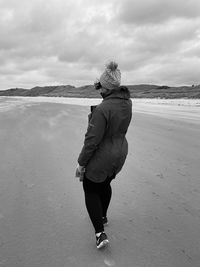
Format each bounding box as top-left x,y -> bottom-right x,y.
102,217 -> 108,226
96,232 -> 109,249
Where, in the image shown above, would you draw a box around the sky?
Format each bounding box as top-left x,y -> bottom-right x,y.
0,0 -> 200,90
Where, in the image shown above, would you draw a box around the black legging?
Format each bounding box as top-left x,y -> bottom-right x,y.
83,176 -> 113,233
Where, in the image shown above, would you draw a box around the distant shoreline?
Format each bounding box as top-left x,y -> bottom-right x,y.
1,96 -> 200,107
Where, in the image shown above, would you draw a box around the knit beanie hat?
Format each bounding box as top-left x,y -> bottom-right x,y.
99,61 -> 121,90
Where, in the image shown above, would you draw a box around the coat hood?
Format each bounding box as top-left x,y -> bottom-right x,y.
101,86 -> 131,100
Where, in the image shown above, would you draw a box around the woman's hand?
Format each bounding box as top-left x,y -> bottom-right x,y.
75,164 -> 85,181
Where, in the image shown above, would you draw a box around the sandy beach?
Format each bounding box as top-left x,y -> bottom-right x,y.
0,97 -> 200,267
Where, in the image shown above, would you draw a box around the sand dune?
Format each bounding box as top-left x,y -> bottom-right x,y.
0,97 -> 200,266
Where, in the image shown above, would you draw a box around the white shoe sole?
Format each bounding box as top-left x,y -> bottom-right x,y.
97,239 -> 109,249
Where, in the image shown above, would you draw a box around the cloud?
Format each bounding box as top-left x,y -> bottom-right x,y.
117,0 -> 200,25
152,58 -> 200,86
0,0 -> 200,89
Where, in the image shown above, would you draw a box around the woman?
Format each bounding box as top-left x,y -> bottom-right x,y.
76,61 -> 132,249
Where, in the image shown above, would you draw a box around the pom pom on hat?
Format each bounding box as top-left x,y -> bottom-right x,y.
99,61 -> 121,90
106,61 -> 118,71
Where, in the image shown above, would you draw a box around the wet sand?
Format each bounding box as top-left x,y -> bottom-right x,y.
0,98 -> 200,266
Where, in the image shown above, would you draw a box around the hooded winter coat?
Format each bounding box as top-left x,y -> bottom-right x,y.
78,86 -> 132,183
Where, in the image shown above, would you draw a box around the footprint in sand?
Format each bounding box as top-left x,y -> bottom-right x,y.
156,173 -> 164,179
152,192 -> 160,198
104,258 -> 116,266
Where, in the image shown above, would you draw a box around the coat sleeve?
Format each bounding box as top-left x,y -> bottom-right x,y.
78,107 -> 106,166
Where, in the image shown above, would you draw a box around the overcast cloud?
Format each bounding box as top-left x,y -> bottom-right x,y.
0,0 -> 200,89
